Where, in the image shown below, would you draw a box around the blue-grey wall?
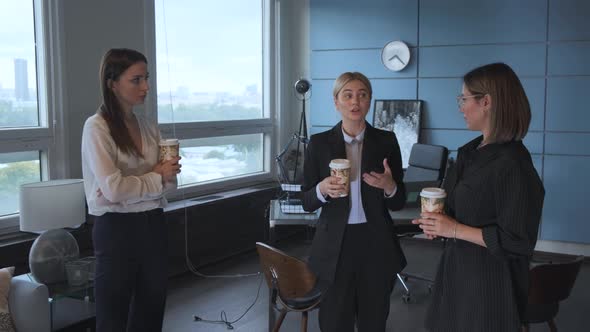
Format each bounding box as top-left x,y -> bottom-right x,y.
309,0 -> 590,244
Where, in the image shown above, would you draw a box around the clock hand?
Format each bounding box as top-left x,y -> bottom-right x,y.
388,54 -> 406,65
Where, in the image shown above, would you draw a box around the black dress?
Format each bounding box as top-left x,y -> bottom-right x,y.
425,136 -> 545,332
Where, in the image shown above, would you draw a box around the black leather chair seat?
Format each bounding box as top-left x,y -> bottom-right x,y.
281,281 -> 325,309
524,303 -> 558,324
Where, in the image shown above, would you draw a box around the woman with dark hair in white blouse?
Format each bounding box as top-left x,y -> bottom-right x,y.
81,48 -> 181,332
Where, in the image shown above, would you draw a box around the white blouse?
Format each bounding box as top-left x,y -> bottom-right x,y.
81,112 -> 177,216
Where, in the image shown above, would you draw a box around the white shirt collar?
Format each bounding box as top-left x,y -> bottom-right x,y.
342,127 -> 365,144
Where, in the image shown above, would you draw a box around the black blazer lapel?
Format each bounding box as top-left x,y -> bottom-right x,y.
360,123 -> 378,174
328,122 -> 347,160
327,122 -> 350,212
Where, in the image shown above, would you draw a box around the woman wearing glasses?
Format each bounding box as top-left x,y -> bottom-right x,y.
413,63 -> 545,331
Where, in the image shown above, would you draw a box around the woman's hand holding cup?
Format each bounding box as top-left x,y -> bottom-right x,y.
412,212 -> 459,240
153,156 -> 182,183
319,176 -> 347,199
155,138 -> 181,183
411,187 -> 458,240
328,159 -> 351,197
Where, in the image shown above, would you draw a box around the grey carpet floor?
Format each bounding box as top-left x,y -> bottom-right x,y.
163,236 -> 588,332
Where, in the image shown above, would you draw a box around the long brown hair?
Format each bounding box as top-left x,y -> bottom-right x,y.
463,63 -> 531,143
98,48 -> 147,157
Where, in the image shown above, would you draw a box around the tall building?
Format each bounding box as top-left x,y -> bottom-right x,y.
14,58 -> 29,101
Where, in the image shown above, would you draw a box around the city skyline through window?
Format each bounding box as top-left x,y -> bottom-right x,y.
0,1 -> 42,218
155,0 -> 270,189
0,1 -> 39,128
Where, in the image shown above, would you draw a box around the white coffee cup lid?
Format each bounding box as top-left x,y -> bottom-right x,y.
159,138 -> 179,146
329,159 -> 351,169
420,187 -> 446,199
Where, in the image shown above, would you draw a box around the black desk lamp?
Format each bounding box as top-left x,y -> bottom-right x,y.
275,79 -> 311,184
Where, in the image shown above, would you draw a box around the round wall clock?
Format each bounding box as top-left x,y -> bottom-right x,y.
381,40 -> 410,72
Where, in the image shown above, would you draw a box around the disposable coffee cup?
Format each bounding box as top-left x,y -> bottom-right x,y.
329,159 -> 351,197
420,187 -> 447,213
159,139 -> 179,162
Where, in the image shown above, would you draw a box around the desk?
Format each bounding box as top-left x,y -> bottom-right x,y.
389,206 -> 421,224
390,179 -> 437,233
269,200 -> 419,243
390,206 -> 423,242
268,199 -> 319,243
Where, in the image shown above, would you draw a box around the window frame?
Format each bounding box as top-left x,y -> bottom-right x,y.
146,0 -> 279,201
0,0 -> 65,232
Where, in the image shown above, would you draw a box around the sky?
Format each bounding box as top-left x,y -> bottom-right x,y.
0,0 -> 262,95
155,0 -> 263,94
0,1 -> 36,89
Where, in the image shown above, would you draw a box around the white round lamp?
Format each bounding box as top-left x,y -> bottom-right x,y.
19,179 -> 86,284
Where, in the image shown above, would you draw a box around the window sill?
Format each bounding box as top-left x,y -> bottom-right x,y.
165,181 -> 277,212
0,223 -> 94,248
0,181 -> 279,248
0,227 -> 36,246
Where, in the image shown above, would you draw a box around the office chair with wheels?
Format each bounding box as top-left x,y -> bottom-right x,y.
522,256 -> 584,332
256,242 -> 324,332
395,143 -> 449,303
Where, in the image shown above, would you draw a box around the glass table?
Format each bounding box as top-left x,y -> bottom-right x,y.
268,199 -> 320,243
16,273 -> 95,331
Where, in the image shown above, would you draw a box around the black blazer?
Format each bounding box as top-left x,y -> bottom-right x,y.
302,122 -> 407,283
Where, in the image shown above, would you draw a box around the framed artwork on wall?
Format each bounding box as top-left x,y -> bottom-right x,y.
372,99 -> 422,168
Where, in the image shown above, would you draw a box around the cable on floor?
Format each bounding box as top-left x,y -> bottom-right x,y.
192,273 -> 264,329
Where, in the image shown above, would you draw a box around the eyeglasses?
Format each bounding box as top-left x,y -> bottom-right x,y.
456,94 -> 484,108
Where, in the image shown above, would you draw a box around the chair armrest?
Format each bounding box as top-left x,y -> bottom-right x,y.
9,277 -> 50,332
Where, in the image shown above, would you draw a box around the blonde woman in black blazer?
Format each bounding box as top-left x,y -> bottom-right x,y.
302,72 -> 406,332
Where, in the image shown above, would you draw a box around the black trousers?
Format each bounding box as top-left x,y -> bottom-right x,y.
93,208 -> 167,332
319,223 -> 395,332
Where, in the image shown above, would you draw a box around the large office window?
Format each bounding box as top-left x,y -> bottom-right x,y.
155,0 -> 273,194
0,1 -> 48,221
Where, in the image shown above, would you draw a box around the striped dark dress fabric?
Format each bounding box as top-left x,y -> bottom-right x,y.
425,136 -> 545,332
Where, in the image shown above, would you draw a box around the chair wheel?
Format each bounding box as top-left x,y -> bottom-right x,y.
402,294 -> 411,304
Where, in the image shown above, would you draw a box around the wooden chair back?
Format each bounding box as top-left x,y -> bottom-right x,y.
528,256 -> 583,305
256,242 -> 316,299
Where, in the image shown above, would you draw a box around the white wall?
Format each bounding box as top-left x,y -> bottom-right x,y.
535,240 -> 590,257
278,0 -> 310,147
59,0 -> 150,178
